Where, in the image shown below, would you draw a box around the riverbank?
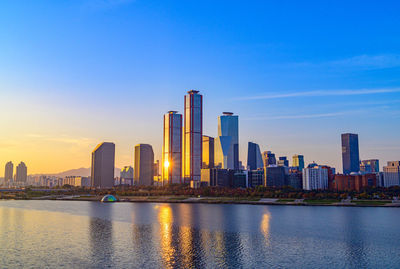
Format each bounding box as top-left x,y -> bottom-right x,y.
3,195 -> 400,207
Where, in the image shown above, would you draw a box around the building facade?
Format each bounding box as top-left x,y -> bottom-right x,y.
202,135 -> 214,169
183,90 -> 203,182
247,142 -> 263,171
332,174 -> 377,192
201,168 -> 233,187
264,166 -> 286,187
120,166 -> 134,185
383,161 -> 400,187
215,112 -> 239,169
134,144 -> 154,186
303,166 -> 328,190
278,156 -> 289,167
263,151 -> 277,167
91,142 -> 115,188
292,154 -> 304,170
162,111 -> 183,184
360,159 -> 379,173
63,176 -> 90,187
287,168 -> 303,189
341,133 -> 360,174
15,162 -> 27,182
4,161 -> 13,183
248,169 -> 264,187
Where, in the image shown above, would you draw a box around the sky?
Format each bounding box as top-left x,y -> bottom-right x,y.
1,0 -> 400,175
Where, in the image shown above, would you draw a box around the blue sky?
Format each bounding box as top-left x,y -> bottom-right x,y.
1,0 -> 399,174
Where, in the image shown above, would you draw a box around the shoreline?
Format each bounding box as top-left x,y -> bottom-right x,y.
1,196 -> 399,207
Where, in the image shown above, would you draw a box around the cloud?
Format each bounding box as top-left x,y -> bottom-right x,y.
243,110 -> 364,121
329,54 -> 400,69
235,88 -> 400,101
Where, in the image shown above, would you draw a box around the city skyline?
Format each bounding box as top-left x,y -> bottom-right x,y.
1,1 -> 400,175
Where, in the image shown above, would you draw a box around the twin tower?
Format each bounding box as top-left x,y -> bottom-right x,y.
162,90 -> 239,185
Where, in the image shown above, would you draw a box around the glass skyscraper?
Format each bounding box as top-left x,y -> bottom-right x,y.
292,154 -> 305,170
247,142 -> 263,170
215,112 -> 239,169
183,90 -> 203,182
341,133 -> 360,174
162,111 -> 182,184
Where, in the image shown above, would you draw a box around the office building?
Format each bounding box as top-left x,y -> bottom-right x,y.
332,174 -> 377,192
120,166 -> 134,185
263,151 -> 276,167
292,154 -> 304,170
15,162 -> 27,182
233,170 -> 248,188
153,160 -> 161,186
4,161 -> 13,183
360,159 -> 379,173
201,168 -> 233,187
134,144 -> 154,186
91,142 -> 115,188
287,168 -> 302,189
183,90 -> 203,182
215,112 -> 239,169
247,142 -> 263,170
341,133 -> 360,174
248,169 -> 264,187
383,161 -> 400,187
264,166 -> 286,187
162,111 -> 182,184
303,165 -> 328,190
278,156 -> 289,167
63,176 -> 90,187
202,135 -> 214,169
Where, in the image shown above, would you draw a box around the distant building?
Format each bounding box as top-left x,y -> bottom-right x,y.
292,154 -> 304,170
120,166 -> 134,186
341,133 -> 360,174
215,112 -> 239,169
15,162 -> 27,182
263,151 -> 276,167
278,156 -> 289,167
153,160 -> 161,186
233,171 -> 248,188
162,111 -> 183,184
64,176 -> 90,187
303,165 -> 328,190
360,159 -> 379,173
202,135 -> 214,169
383,161 -> 400,187
183,90 -> 203,182
134,144 -> 154,186
248,169 -> 264,187
287,168 -> 302,189
91,142 -> 115,188
264,166 -> 286,187
332,174 -> 377,192
4,161 -> 13,183
201,168 -> 233,187
247,142 -> 263,170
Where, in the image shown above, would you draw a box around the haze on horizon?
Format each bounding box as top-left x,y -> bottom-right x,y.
1,0 -> 400,175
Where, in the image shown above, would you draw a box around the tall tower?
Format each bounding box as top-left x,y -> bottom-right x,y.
91,142 -> 115,188
4,161 -> 13,183
134,144 -> 154,186
247,142 -> 263,170
341,133 -> 360,174
292,154 -> 305,170
215,112 -> 239,169
202,135 -> 214,169
183,90 -> 203,182
15,162 -> 27,182
162,111 -> 182,185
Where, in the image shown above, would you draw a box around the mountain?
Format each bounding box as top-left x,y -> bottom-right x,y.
30,167 -> 122,178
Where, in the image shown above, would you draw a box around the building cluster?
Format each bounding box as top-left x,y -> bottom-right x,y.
3,91 -> 400,191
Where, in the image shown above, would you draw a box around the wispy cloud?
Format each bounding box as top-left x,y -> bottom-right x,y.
235,88 -> 400,101
243,110 -> 363,121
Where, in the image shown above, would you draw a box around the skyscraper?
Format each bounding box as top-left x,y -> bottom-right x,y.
15,162 -> 27,182
120,166 -> 134,185
278,156 -> 289,167
91,142 -> 115,188
360,159 -> 379,173
292,154 -> 304,170
341,133 -> 360,174
303,165 -> 328,190
215,112 -> 239,169
4,161 -> 13,183
202,135 -> 214,169
162,111 -> 182,184
263,151 -> 276,167
247,142 -> 263,170
183,90 -> 203,182
134,144 -> 154,186
383,161 -> 400,187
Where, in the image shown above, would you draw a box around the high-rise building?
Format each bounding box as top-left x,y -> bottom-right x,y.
15,162 -> 27,182
248,169 -> 264,187
287,168 -> 303,189
162,111 -> 182,184
383,161 -> 400,187
183,90 -> 203,182
263,151 -> 276,167
292,154 -> 304,170
278,156 -> 289,167
202,135 -> 214,169
215,112 -> 239,169
303,165 -> 328,190
91,142 -> 115,188
264,166 -> 286,187
341,133 -> 360,174
4,161 -> 13,183
134,144 -> 154,186
247,142 -> 263,170
120,166 -> 134,185
360,159 -> 379,173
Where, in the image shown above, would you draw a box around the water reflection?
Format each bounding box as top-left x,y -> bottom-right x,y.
260,211 -> 271,245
